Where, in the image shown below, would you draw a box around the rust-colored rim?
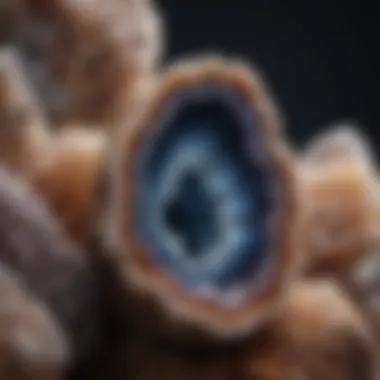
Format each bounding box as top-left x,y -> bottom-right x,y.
108,57 -> 301,334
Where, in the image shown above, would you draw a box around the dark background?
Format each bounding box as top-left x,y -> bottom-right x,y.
159,0 -> 379,153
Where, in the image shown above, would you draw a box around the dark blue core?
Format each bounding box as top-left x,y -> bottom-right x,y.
165,171 -> 217,257
135,85 -> 277,292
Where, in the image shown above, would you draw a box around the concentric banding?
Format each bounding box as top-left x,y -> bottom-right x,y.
130,82 -> 284,309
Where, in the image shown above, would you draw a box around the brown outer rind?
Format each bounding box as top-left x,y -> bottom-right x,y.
299,126 -> 380,278
1,0 -> 163,128
103,56 -> 304,341
0,47 -> 50,178
32,128 -> 105,244
0,264 -> 68,380
77,279 -> 379,380
0,167 -> 100,363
